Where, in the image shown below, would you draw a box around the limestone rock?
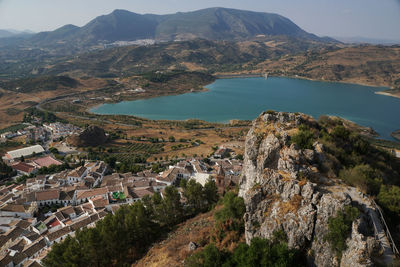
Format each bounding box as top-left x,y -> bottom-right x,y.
239,111 -> 387,267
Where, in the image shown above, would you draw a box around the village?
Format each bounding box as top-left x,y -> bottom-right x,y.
0,122 -> 243,267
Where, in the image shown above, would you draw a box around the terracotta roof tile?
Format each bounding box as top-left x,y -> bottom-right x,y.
35,190 -> 59,201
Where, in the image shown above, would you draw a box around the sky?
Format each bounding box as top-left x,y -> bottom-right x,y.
0,0 -> 399,40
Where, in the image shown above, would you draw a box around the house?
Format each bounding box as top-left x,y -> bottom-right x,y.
35,190 -> 60,206
213,147 -> 230,159
20,238 -> 46,265
67,166 -> 87,183
57,206 -> 77,220
4,145 -> 45,162
32,221 -> 47,235
0,203 -> 37,219
32,156 -> 62,168
89,196 -> 109,210
59,189 -> 75,206
11,162 -> 37,176
156,166 -> 191,186
75,187 -> 108,205
45,226 -> 71,246
26,176 -> 46,192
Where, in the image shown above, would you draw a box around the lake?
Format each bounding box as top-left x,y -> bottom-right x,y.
91,77 -> 400,140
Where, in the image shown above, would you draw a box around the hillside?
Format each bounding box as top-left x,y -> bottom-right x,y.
258,45 -> 400,89
33,38 -> 335,77
31,41 -> 400,90
4,7 -> 330,51
238,111 -> 400,266
0,75 -> 79,93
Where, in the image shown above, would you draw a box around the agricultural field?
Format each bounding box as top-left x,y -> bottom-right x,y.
122,142 -> 164,154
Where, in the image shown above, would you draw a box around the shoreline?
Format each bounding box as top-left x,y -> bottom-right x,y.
375,91 -> 400,99
216,72 -> 393,91
88,74 -> 395,116
89,86 -> 210,113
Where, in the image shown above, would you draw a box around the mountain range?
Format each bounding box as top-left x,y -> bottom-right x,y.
0,29 -> 34,38
16,8 -> 332,49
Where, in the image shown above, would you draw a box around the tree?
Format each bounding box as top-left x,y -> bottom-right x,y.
203,178 -> 219,209
185,243 -> 225,267
215,192 -> 245,222
184,179 -> 205,214
186,237 -> 302,267
161,186 -> 183,226
168,136 -> 175,142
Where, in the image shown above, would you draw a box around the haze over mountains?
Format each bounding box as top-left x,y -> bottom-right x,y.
10,7 -> 333,49
0,29 -> 34,38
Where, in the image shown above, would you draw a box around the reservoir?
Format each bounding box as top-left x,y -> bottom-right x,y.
91,77 -> 400,140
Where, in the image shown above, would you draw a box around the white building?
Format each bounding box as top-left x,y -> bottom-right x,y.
4,145 -> 45,162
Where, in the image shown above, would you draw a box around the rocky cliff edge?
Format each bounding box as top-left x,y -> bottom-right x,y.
238,111 -> 394,266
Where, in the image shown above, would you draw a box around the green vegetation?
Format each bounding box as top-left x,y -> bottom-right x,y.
44,182 -> 219,266
339,164 -> 382,195
0,124 -> 27,134
214,191 -> 246,223
377,185 -> 400,226
37,163 -> 70,175
0,75 -> 79,93
23,107 -> 61,123
324,206 -> 359,260
181,178 -> 219,216
123,142 -> 164,154
290,124 -> 315,149
0,161 -> 16,181
288,117 -> 400,247
186,237 -> 302,267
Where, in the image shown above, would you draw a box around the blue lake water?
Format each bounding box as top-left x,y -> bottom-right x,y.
91,77 -> 400,140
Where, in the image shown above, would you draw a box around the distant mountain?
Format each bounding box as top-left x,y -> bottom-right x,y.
334,36 -> 400,45
0,29 -> 34,38
22,8 -> 332,49
0,30 -> 15,38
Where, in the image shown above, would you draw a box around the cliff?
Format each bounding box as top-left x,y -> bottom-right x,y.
238,111 -> 395,266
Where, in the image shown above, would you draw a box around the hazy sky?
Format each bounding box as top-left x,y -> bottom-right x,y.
0,0 -> 399,39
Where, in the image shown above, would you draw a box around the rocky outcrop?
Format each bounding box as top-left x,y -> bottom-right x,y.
67,126 -> 108,147
239,111 -> 392,266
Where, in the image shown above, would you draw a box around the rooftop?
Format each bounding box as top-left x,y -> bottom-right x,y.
12,162 -> 36,173
6,145 -> 45,160
33,156 -> 62,168
35,190 -> 59,201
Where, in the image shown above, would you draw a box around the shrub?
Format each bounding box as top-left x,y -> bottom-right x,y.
339,164 -> 382,195
377,185 -> 400,216
325,206 -> 359,260
331,125 -> 350,141
290,125 -> 314,150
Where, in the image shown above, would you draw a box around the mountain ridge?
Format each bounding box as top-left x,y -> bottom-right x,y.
16,7 -> 334,49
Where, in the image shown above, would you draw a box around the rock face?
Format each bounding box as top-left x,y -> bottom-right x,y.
239,111 -> 390,266
68,126 -> 108,147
